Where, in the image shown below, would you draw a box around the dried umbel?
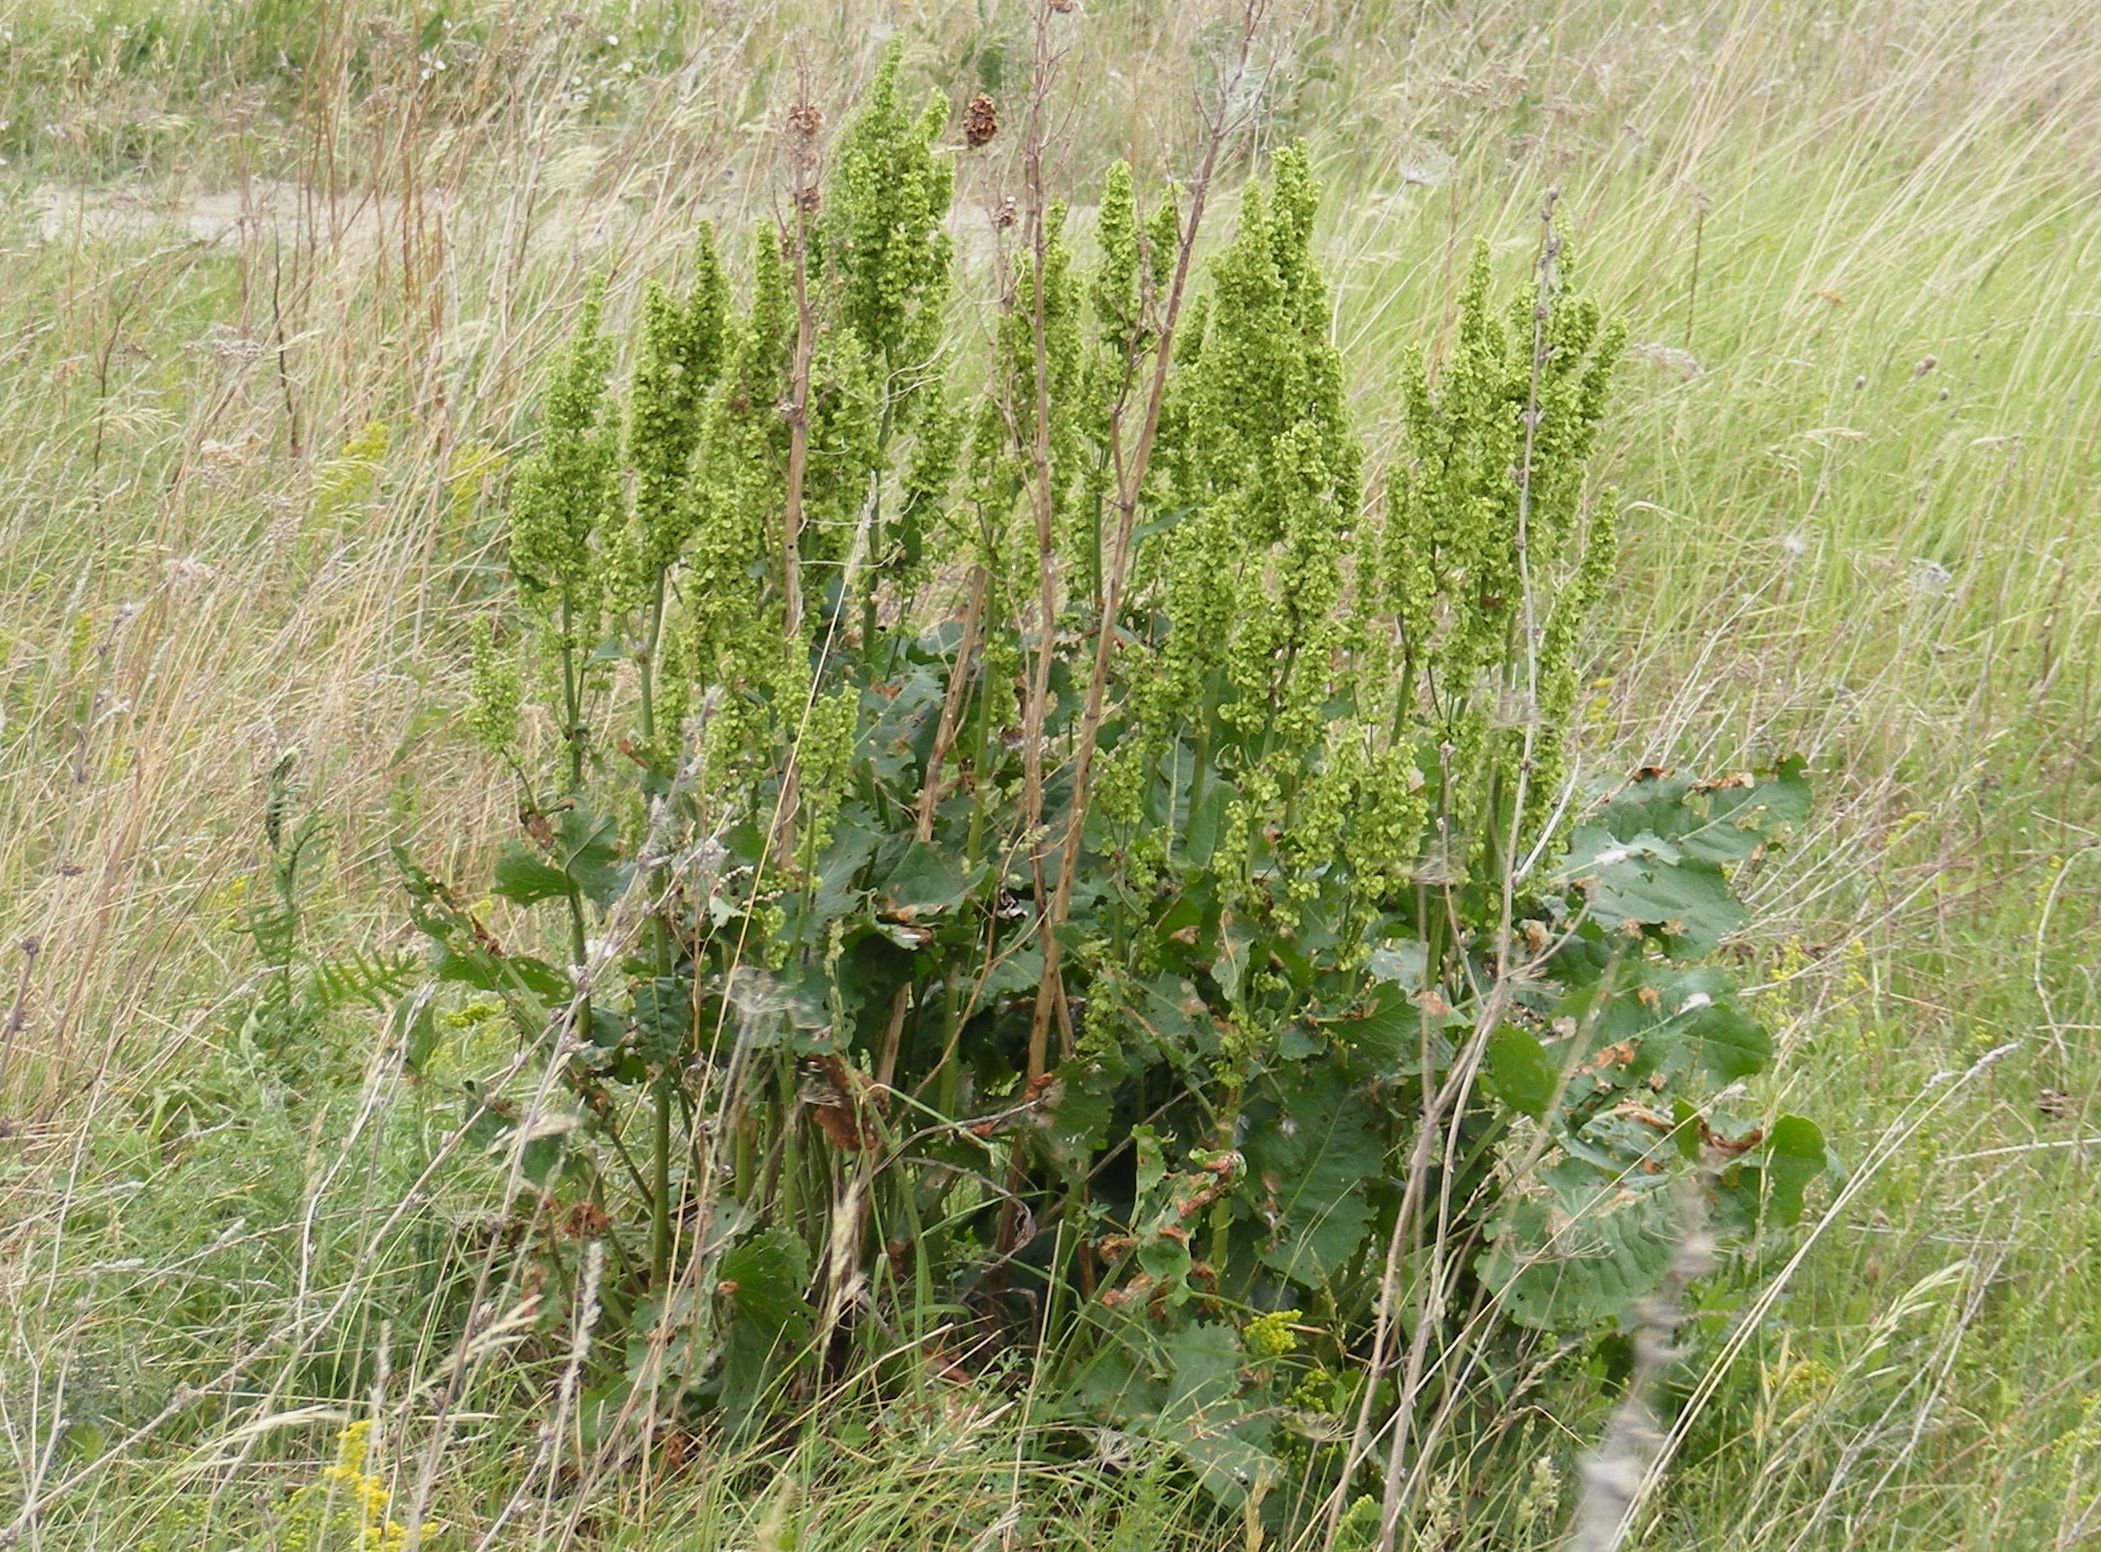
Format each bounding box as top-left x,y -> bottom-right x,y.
964,92 -> 999,146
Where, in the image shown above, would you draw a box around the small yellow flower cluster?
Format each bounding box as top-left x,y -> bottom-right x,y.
274,1422 -> 434,1552
315,422 -> 390,518
1243,1307 -> 1302,1359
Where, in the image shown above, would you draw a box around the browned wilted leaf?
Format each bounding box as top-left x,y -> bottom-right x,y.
812,1103 -> 878,1153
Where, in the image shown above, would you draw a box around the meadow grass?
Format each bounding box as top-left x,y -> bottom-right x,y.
1,1 -> 2096,1546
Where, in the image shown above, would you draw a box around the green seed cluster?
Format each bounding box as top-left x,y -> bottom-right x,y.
507,284 -> 617,647
1365,238 -> 1625,883
613,224 -> 729,607
820,49 -> 953,393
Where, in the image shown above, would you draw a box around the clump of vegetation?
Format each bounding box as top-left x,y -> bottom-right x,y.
34,5 -> 2100,1549
381,38 -> 1828,1533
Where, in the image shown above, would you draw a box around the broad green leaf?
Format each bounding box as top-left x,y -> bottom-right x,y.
1153,1322 -> 1277,1509
489,808 -> 628,909
489,842 -> 573,905
432,942 -> 568,1006
1244,1065 -> 1378,1287
1486,1023 -> 1561,1118
1040,1057 -> 1114,1175
1217,913 -> 1257,1006
1318,981 -> 1455,1074
1560,830 -> 1746,957
1480,1163 -> 1683,1330
863,666 -> 945,787
875,841 -> 985,918
1579,966 -> 1773,1083
1365,938 -> 1429,989
977,943 -> 1046,1002
554,806 -> 629,907
630,977 -> 693,1066
1181,761 -> 1231,866
1718,1113 -> 1837,1230
1160,1320 -> 1243,1420
575,1375 -> 634,1454
1594,758 -> 1808,864
1128,1126 -> 1197,1303
1166,1426 -> 1280,1512
718,1226 -> 813,1337
1760,1114 -> 1835,1223
1576,966 -> 1774,1089
1129,975 -> 1217,1073
1564,759 -> 1810,957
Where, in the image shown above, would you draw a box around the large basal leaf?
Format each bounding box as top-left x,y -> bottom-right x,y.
874,839 -> 987,920
1158,1322 -> 1277,1508
1485,1023 -> 1561,1119
1560,758 -> 1807,958
1558,831 -> 1745,958
1243,1064 -> 1379,1288
1585,965 -> 1773,1088
714,1225 -> 816,1437
717,1226 -> 813,1337
1069,1321 -> 1278,1510
862,664 -> 945,787
1480,1162 -> 1685,1330
1160,1320 -> 1244,1419
1594,758 -> 1809,864
1039,1056 -> 1116,1176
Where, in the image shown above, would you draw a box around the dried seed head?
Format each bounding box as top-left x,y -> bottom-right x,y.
787,100 -> 823,138
963,93 -> 999,147
995,195 -> 1018,229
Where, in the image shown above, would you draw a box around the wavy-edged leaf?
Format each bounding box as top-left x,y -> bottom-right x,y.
1480,1162 -> 1683,1330
1244,1065 -> 1378,1288
1717,1114 -> 1840,1231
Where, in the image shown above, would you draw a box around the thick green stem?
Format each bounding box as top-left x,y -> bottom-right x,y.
637,570 -> 666,755
559,593 -> 586,795
1185,720 -> 1211,864
1391,648 -> 1418,747
636,568 -> 680,1286
651,1082 -> 672,1284
554,596 -> 595,1046
1206,1085 -> 1243,1276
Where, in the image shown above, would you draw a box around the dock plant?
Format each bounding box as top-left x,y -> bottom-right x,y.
393,37 -> 1829,1526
